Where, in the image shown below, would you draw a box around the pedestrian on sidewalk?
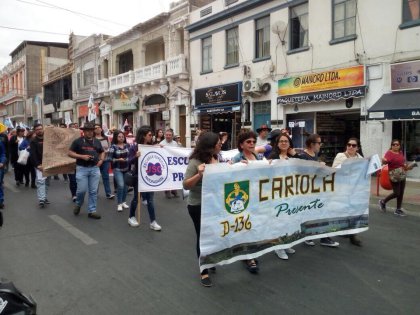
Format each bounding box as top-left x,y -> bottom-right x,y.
332,137 -> 364,246
108,131 -> 130,212
30,124 -> 50,208
18,130 -> 36,188
379,139 -> 415,216
127,126 -> 161,230
68,122 -> 104,220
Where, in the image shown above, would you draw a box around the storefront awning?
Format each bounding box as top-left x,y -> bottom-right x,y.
367,91 -> 420,120
194,104 -> 241,114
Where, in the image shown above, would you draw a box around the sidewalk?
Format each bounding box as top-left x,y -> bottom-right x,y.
370,175 -> 420,216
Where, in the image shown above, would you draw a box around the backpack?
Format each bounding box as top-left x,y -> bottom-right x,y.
0,280 -> 37,314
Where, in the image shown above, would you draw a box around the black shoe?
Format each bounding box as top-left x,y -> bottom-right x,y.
39,201 -> 45,208
106,194 -> 115,199
72,196 -> 77,203
200,274 -> 212,287
44,199 -> 51,204
171,191 -> 179,198
0,203 -> 4,209
165,191 -> 172,199
320,237 -> 339,247
394,209 -> 407,217
349,235 -> 362,247
31,183 -> 37,189
73,205 -> 81,215
88,212 -> 101,219
127,187 -> 134,193
25,182 -> 29,187
378,199 -> 386,212
16,181 -> 20,187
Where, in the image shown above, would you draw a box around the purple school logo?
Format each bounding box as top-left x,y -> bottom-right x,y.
141,152 -> 168,187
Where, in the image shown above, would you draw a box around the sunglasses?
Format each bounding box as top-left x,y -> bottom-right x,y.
245,140 -> 256,144
392,143 -> 400,146
347,143 -> 358,148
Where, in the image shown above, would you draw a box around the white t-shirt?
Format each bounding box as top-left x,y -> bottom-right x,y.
160,139 -> 179,147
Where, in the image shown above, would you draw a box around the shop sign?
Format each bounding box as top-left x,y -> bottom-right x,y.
113,99 -> 138,111
278,65 -> 365,96
195,82 -> 242,108
277,87 -> 365,105
60,100 -> 74,111
391,60 -> 420,91
195,105 -> 241,114
43,104 -> 55,114
78,104 -> 99,117
162,110 -> 170,120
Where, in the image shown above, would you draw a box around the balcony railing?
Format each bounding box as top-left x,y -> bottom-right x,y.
97,78 -> 109,94
166,54 -> 187,77
0,89 -> 22,103
109,71 -> 134,91
133,61 -> 166,85
98,55 -> 188,94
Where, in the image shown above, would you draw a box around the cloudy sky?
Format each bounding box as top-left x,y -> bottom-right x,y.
0,0 -> 173,68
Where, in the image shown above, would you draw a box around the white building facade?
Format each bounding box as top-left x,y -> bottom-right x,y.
188,0 -> 420,179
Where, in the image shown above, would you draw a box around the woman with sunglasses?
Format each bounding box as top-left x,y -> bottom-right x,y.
183,132 -> 222,287
299,134 -> 340,248
332,138 -> 364,246
268,132 -> 300,259
379,139 -> 414,216
230,131 -> 261,274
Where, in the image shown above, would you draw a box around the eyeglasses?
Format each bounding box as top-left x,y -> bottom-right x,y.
347,143 -> 358,148
392,143 -> 400,146
245,140 -> 256,144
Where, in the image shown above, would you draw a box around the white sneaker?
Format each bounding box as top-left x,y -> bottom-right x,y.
285,248 -> 296,254
305,240 -> 315,246
122,202 -> 129,209
117,204 -> 123,212
150,220 -> 162,231
275,249 -> 288,260
128,217 -> 139,227
141,199 -> 148,205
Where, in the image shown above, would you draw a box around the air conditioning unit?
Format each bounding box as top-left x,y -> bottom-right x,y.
243,79 -> 262,93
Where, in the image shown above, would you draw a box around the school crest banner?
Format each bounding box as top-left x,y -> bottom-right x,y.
200,158 -> 372,271
43,126 -> 80,176
137,146 -> 238,191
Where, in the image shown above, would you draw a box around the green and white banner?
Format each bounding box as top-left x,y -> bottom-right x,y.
200,158 -> 372,271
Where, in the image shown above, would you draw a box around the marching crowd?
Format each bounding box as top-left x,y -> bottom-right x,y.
0,122 -> 415,288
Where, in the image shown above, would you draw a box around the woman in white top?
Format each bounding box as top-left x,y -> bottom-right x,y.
332,137 -> 363,246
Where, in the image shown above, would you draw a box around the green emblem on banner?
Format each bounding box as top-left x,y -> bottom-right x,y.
224,181 -> 249,214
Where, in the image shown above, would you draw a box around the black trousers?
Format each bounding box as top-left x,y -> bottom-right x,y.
187,204 -> 208,275
384,179 -> 406,209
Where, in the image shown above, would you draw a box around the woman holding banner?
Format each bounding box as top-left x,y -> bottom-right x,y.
231,131 -> 261,274
268,132 -> 300,259
332,137 -> 364,246
127,126 -> 161,230
299,134 -> 340,248
183,132 -> 223,287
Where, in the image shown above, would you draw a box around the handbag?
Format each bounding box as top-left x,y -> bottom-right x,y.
388,167 -> 406,182
17,149 -> 30,165
124,170 -> 137,187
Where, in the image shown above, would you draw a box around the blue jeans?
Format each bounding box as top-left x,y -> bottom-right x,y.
37,175 -> 50,202
113,169 -> 128,204
0,169 -> 4,203
75,165 -> 100,213
100,160 -> 112,197
129,180 -> 156,222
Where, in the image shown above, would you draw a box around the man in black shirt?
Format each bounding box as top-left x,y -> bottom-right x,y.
69,122 -> 104,219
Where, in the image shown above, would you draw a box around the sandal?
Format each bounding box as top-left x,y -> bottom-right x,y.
200,274 -> 212,287
245,259 -> 259,274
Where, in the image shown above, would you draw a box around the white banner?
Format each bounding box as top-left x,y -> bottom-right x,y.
199,158 -> 372,271
137,146 -> 238,191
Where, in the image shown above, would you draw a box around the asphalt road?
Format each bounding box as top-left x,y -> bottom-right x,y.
0,172 -> 419,315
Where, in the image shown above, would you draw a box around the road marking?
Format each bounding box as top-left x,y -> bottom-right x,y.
49,215 -> 98,245
4,180 -> 20,193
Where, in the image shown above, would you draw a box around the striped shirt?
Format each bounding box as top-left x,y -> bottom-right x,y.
108,143 -> 130,172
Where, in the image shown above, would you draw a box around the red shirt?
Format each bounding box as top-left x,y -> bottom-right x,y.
384,150 -> 405,170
